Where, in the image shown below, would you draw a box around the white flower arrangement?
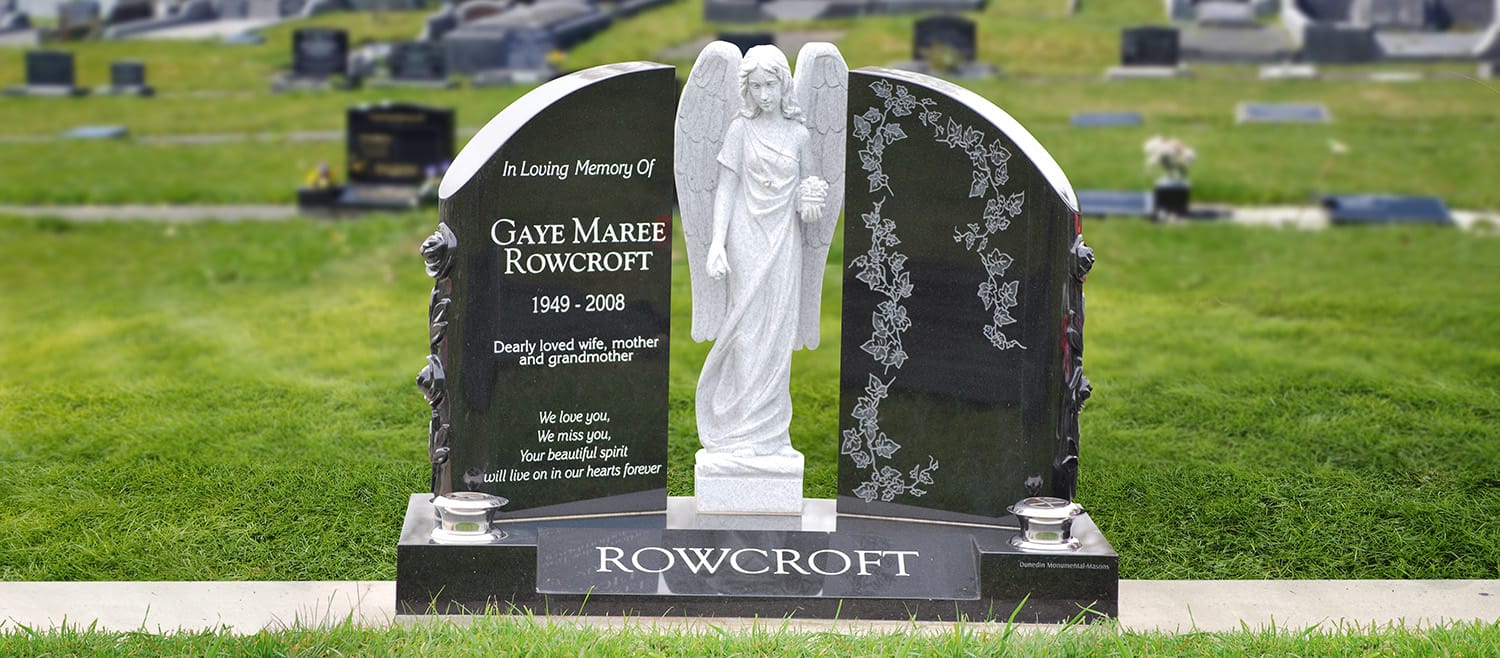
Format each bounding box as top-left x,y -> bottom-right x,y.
1143,135 -> 1196,183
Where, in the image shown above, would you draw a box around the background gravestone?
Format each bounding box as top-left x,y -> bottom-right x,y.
1120,26 -> 1181,66
913,15 -> 977,63
346,103 -> 455,186
104,59 -> 153,95
26,50 -> 76,87
839,68 -> 1091,524
501,25 -> 553,71
292,27 -> 349,78
418,62 -> 675,518
716,31 -> 773,54
55,0 -> 99,38
388,41 -> 447,82
103,0 -> 152,25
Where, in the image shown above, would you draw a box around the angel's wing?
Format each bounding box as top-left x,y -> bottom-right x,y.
793,42 -> 848,350
675,42 -> 741,343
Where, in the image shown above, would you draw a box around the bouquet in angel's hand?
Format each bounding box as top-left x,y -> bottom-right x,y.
798,176 -> 829,222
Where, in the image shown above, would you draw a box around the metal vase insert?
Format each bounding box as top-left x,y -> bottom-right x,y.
431,491 -> 508,544
1008,496 -> 1084,552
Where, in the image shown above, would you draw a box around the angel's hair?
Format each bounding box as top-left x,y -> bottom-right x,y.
738,45 -> 804,122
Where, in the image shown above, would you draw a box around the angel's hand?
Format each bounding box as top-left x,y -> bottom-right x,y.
799,202 -> 823,223
707,242 -> 730,279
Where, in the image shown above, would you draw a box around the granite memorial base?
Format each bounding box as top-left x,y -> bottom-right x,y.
396,495 -> 1117,622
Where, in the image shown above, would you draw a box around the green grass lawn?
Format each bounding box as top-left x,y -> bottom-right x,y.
3,616 -> 1498,656
1,0 -> 1498,206
1,213 -> 1496,582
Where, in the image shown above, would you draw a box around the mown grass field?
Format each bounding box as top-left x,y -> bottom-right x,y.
3,615 -> 1499,656
1,0 -> 1498,206
1,214 -> 1495,582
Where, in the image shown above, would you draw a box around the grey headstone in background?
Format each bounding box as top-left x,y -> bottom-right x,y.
1442,0 -> 1494,27
389,40 -> 446,81
502,25 -> 552,70
716,31 -> 773,54
1300,24 -> 1381,63
1351,0 -> 1430,29
1322,194 -> 1452,225
1235,102 -> 1332,123
913,14 -> 977,63
1196,1 -> 1257,27
1298,0 -> 1357,21
278,0 -> 304,15
216,0 -> 249,18
1120,26 -> 1180,66
1069,111 -> 1143,128
25,49 -> 74,86
292,27 -> 348,78
1077,189 -> 1152,217
56,0 -> 98,37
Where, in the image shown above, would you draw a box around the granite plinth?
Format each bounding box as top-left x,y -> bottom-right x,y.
396,494 -> 1118,621
694,449 -> 804,515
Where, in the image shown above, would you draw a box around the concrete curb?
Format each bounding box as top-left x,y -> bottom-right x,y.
0,580 -> 1494,635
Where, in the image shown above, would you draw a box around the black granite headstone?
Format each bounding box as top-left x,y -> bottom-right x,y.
419,63 -> 675,518
292,27 -> 349,78
110,60 -> 147,87
26,50 -> 76,87
389,41 -> 447,81
913,15 -> 977,63
1120,26 -> 1180,66
839,69 -> 1091,525
716,31 -> 774,54
346,103 -> 455,186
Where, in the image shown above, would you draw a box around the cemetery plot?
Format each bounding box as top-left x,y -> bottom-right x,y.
1069,112 -> 1143,128
3,49 -> 87,96
1322,194 -> 1454,225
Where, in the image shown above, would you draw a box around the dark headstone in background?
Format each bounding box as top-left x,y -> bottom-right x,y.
389,40 -> 447,81
346,103 -> 455,185
424,7 -> 458,41
913,14 -> 977,63
1120,26 -> 1180,66
104,0 -> 153,25
716,31 -> 774,54
840,69 -> 1091,525
1323,194 -> 1453,225
26,50 -> 76,87
423,63 -> 675,517
292,27 -> 349,78
110,59 -> 146,87
1300,24 -> 1380,62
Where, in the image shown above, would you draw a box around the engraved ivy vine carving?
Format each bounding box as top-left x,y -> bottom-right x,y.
843,79 -> 940,504
932,115 -> 1027,351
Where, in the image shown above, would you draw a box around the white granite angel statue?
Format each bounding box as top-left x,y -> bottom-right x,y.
675,42 -> 846,511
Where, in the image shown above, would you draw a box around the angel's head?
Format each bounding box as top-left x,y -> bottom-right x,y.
739,45 -> 803,122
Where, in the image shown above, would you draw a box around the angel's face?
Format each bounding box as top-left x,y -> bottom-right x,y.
746,67 -> 783,115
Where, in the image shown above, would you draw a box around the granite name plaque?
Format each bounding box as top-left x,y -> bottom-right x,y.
292,27 -> 349,78
839,68 -> 1089,525
535,527 -> 980,599
1235,102 -> 1331,124
110,60 -> 146,87
420,62 -> 675,518
347,103 -> 455,185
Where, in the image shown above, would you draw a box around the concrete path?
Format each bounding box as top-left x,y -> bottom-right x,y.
0,580 -> 1494,635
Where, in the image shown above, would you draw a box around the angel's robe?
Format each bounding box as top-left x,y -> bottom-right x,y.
696,115 -> 811,457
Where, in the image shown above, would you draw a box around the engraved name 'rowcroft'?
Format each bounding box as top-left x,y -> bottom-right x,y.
596,546 -> 919,577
